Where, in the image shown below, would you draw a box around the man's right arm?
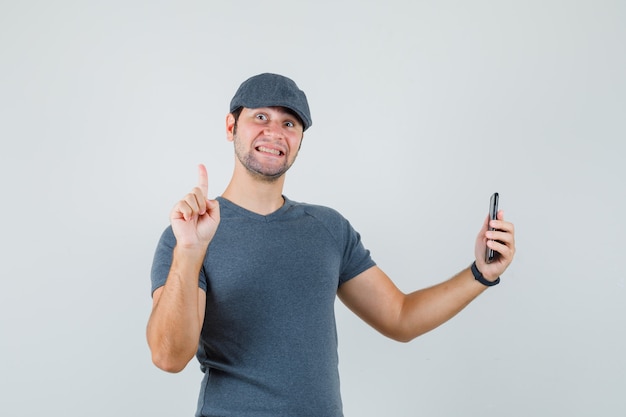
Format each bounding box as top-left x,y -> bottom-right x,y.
146,164 -> 220,373
147,248 -> 207,373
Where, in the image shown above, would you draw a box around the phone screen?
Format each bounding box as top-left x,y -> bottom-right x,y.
485,192 -> 499,263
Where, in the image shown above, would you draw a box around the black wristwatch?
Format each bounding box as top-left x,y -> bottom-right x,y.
471,261 -> 500,287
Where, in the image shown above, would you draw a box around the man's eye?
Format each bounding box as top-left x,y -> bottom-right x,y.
285,121 -> 294,128
256,114 -> 267,121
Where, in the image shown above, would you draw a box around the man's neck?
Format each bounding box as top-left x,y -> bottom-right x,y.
222,168 -> 287,216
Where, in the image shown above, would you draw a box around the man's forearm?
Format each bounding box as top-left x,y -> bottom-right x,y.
147,246 -> 206,373
397,267 -> 487,341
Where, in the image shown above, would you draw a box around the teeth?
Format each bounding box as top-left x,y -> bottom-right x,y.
258,146 -> 282,156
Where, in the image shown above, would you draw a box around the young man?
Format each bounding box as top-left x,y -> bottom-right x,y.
147,73 -> 516,417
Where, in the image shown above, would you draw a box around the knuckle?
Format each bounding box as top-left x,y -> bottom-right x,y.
192,186 -> 205,198
184,193 -> 197,205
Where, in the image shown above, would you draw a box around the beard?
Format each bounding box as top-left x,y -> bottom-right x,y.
233,133 -> 299,183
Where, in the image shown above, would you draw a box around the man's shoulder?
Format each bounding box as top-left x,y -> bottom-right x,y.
286,198 -> 345,222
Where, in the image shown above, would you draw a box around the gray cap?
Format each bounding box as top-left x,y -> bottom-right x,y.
229,73 -> 312,131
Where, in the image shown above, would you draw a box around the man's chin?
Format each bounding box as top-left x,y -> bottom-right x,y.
246,167 -> 288,183
236,152 -> 295,183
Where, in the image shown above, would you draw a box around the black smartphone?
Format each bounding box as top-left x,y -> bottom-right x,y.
485,192 -> 499,263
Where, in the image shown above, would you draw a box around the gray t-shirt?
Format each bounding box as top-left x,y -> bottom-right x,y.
151,197 -> 376,417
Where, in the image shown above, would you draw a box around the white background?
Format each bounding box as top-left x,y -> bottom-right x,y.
1,1 -> 624,416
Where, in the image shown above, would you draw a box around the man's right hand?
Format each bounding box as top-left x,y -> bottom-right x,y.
170,164 -> 221,250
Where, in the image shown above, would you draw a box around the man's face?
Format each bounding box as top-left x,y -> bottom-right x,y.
228,107 -> 304,182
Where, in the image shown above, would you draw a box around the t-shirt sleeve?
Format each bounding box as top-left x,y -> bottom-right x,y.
150,226 -> 208,296
338,218 -> 376,286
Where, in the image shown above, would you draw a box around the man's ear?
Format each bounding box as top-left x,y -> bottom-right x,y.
226,113 -> 236,142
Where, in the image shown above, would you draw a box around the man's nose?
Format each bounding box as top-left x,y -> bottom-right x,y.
263,120 -> 285,139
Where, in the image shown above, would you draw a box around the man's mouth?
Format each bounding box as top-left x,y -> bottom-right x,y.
256,146 -> 284,156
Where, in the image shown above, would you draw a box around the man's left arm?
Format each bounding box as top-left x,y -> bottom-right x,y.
337,211 -> 515,342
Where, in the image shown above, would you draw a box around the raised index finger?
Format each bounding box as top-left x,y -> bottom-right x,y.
197,163 -> 208,197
